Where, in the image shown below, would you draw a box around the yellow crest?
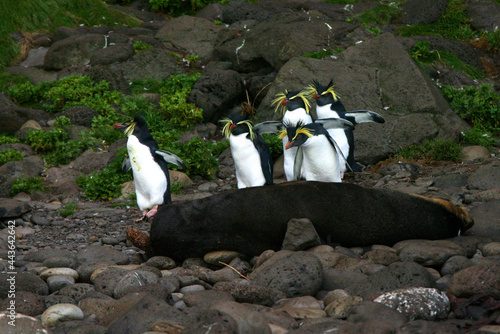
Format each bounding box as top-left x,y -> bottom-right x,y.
272,90 -> 311,115
220,118 -> 256,140
293,127 -> 314,140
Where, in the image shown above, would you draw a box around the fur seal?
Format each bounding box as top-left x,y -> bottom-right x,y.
148,181 -> 473,261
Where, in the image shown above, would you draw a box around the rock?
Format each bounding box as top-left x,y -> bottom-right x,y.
90,43 -> 135,65
105,294 -> 188,334
0,291 -> 46,317
0,199 -> 31,218
281,218 -> 322,251
145,256 -> 177,270
45,295 -> 77,308
0,313 -> 50,334
56,283 -> 95,302
440,255 -> 473,276
69,149 -> 114,174
23,249 -> 76,263
211,301 -> 272,334
0,272 -> 49,298
41,303 -> 84,328
325,295 -> 364,318
448,262 -> 500,299
347,301 -> 408,331
181,307 -> 239,334
113,270 -> 160,299
213,280 -> 286,306
250,251 -> 323,298
203,250 -> 245,266
75,259 -> 117,283
361,249 -> 400,266
42,256 -> 76,268
466,199 -> 500,241
182,289 -> 235,308
76,245 -> 129,265
44,34 -> 106,70
179,284 -> 206,294
322,269 -> 368,291
401,0 -> 448,25
60,105 -> 99,127
91,267 -> 129,296
468,161 -> 500,190
482,241 -> 500,257
374,287 -> 450,321
461,145 -> 491,162
47,275 -> 76,293
40,267 -> 79,280
394,239 -> 467,266
79,293 -> 144,321
467,0 -> 500,31
400,319 -> 471,334
346,261 -> 436,300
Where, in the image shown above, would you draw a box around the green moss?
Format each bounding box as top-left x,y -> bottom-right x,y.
133,41 -> 153,53
59,203 -> 77,217
355,2 -> 403,25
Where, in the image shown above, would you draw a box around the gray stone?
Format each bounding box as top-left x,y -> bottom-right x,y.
448,262 -> 500,299
211,301 -> 272,334
401,0 -> 448,25
44,34 -> 106,70
213,280 -> 286,307
182,289 -> 234,308
0,272 -> 49,298
56,283 -> 96,302
347,301 -> 408,330
394,239 -> 467,266
91,267 -> 129,297
0,291 -> 45,317
47,275 -> 75,293
250,251 -> 323,298
468,161 -> 500,190
0,313 -> 50,334
325,295 -> 364,319
113,270 -> 160,299
466,199 -> 500,241
374,287 -> 450,321
461,145 -> 491,162
145,256 -> 177,270
23,248 -> 76,264
440,255 -> 473,276
322,269 -> 368,291
281,218 -> 322,251
41,303 -> 84,328
0,198 -> 31,219
43,256 -> 76,268
44,294 -> 77,308
76,245 -> 129,265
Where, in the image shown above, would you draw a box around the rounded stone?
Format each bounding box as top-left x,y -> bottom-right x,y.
41,303 -> 84,328
179,284 -> 206,293
40,267 -> 79,281
47,275 -> 75,293
204,250 -> 245,266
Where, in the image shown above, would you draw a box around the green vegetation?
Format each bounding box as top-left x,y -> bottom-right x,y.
11,176 -> 45,195
410,40 -> 484,79
0,0 -> 140,71
148,0 -> 210,14
0,135 -> 21,145
354,1 -> 403,25
262,133 -> 284,162
0,149 -> 24,166
59,203 -> 77,217
77,148 -> 132,200
441,84 -> 499,135
395,138 -> 463,162
397,0 -> 499,51
133,41 -> 153,53
461,128 -> 496,149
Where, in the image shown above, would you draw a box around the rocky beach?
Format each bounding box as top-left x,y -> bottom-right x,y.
0,0 -> 499,333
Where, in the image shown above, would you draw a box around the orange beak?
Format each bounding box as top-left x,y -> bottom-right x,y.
113,123 -> 124,129
285,141 -> 293,150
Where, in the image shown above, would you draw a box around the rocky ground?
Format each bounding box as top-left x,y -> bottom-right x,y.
0,145 -> 499,333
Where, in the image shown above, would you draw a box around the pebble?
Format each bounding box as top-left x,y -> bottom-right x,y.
40,267 -> 79,280
47,275 -> 76,293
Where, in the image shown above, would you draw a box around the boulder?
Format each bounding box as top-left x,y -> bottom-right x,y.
44,34 -> 107,70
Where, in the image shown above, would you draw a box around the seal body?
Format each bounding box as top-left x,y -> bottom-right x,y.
150,181 -> 473,261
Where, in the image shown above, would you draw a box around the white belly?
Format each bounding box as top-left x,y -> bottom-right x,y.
301,136 -> 341,182
282,109 -> 313,181
230,134 -> 266,188
127,136 -> 167,211
315,106 -> 349,172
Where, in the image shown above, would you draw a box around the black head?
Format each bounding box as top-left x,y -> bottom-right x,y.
113,115 -> 153,139
272,89 -> 311,114
306,80 -> 340,107
280,121 -> 314,149
220,114 -> 255,139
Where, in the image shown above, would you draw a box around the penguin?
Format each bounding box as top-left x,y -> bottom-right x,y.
305,79 -> 385,176
113,116 -> 186,221
281,119 -> 354,182
272,89 -> 313,181
221,114 -> 273,189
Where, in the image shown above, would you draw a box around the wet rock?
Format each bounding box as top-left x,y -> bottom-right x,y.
250,251 -> 323,298
374,287 -> 450,321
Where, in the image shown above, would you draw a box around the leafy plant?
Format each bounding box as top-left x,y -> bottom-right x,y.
133,40 -> 153,53
11,176 -> 45,195
262,133 -> 284,162
59,203 -> 78,217
354,1 -> 403,25
441,84 -> 499,135
148,0 -> 208,14
461,128 -> 496,149
0,135 -> 20,145
0,149 -> 24,166
77,148 -> 133,200
395,138 -> 462,162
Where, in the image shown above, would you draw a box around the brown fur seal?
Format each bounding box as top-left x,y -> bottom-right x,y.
148,181 -> 473,261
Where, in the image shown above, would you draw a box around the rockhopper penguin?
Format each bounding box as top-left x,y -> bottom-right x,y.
221,114 -> 273,188
272,89 -> 313,181
306,80 -> 385,177
282,120 -> 354,182
113,116 -> 186,221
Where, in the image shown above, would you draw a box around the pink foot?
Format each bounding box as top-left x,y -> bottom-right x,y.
135,210 -> 149,222
145,205 -> 159,219
340,172 -> 345,179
